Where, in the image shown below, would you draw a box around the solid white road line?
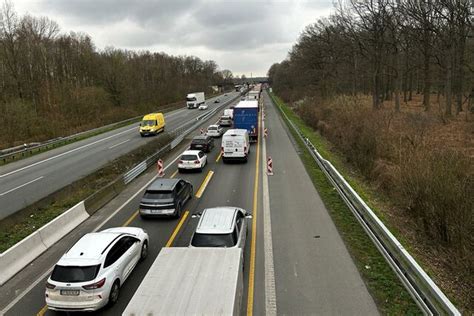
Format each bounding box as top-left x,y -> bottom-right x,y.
261,111 -> 277,315
0,176 -> 44,197
0,127 -> 137,179
108,139 -> 130,149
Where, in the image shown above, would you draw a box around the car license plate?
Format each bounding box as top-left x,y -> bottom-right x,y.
195,145 -> 203,148
60,289 -> 80,296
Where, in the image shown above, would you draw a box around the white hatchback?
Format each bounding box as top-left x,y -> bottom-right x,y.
45,227 -> 149,312
198,104 -> 208,110
178,150 -> 207,172
206,124 -> 224,137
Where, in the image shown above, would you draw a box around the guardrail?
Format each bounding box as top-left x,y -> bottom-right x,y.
268,91 -> 460,316
0,94 -> 224,163
0,92 -> 240,286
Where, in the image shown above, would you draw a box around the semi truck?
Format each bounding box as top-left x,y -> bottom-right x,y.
122,247 -> 243,316
186,92 -> 205,109
233,100 -> 259,142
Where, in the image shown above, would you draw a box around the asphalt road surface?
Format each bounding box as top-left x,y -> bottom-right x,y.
0,91 -> 378,315
0,92 -> 239,220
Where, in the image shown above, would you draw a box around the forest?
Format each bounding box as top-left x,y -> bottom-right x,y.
268,0 -> 473,310
0,2 -> 226,148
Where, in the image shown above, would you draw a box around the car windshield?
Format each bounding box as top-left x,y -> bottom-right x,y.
191,233 -> 236,247
221,116 -> 230,120
186,97 -> 196,101
142,120 -> 156,126
51,265 -> 100,282
192,139 -> 207,144
208,126 -> 217,130
143,190 -> 173,199
181,154 -> 198,160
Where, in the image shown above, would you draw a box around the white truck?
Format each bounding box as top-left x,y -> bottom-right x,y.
122,247 -> 243,316
186,92 -> 205,109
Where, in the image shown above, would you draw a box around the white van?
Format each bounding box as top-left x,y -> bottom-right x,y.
221,129 -> 249,163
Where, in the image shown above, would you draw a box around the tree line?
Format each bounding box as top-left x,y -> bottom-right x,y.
0,2 -> 227,147
268,0 -> 473,115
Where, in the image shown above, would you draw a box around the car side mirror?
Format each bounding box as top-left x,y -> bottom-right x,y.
245,214 -> 253,219
139,123 -> 142,126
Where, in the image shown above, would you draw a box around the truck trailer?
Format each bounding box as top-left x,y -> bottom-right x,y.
233,100 -> 259,142
122,247 -> 243,316
186,92 -> 205,109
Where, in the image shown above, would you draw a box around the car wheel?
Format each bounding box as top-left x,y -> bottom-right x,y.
140,241 -> 148,261
108,280 -> 120,306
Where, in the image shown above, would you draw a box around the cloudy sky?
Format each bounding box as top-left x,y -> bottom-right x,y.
13,0 -> 334,77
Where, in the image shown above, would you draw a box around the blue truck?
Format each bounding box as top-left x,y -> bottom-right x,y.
232,100 -> 259,142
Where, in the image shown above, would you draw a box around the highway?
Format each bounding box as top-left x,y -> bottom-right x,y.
0,92 -> 239,220
0,91 -> 378,315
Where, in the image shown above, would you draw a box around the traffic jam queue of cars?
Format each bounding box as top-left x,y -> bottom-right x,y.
45,86 -> 262,313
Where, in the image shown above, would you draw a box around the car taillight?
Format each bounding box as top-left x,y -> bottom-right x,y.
194,160 -> 200,164
82,278 -> 106,290
244,146 -> 247,152
46,281 -> 55,289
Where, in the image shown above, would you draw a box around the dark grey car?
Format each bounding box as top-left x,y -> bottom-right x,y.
139,178 -> 193,218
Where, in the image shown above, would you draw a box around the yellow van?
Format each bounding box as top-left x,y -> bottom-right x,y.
139,113 -> 165,136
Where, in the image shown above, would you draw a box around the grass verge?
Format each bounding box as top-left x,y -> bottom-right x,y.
0,133 -> 172,253
269,92 -> 421,315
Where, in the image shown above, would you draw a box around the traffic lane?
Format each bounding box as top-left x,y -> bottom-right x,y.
5,102 -> 234,315
5,142 -> 215,316
0,93 -> 238,219
263,92 -> 379,315
174,143 -> 259,316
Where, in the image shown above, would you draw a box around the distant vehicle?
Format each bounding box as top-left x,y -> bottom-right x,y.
190,135 -> 214,153
186,92 -> 205,109
206,124 -> 224,137
214,98 -> 220,103
139,178 -> 193,218
139,113 -> 165,137
45,227 -> 149,312
122,247 -> 243,316
233,100 -> 259,142
190,207 -> 248,250
219,115 -> 232,127
224,93 -> 228,96
198,104 -> 208,110
178,150 -> 207,172
247,90 -> 260,100
221,129 -> 249,163
224,108 -> 234,119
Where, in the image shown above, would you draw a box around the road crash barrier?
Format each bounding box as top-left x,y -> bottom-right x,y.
0,92 -> 243,286
0,201 -> 89,286
269,91 -> 460,316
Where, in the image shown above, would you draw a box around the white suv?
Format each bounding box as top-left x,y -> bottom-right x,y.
190,207 -> 248,250
45,227 -> 149,312
178,150 -> 207,172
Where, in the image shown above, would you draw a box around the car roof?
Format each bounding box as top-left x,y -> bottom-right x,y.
182,150 -> 201,155
147,178 -> 179,191
195,207 -> 241,234
143,113 -> 162,119
224,129 -> 247,136
58,232 -> 124,264
192,135 -> 208,141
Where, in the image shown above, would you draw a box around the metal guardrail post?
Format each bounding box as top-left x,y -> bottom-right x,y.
268,91 -> 460,316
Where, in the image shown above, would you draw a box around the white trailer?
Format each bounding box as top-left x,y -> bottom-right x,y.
123,247 -> 243,316
186,92 -> 205,109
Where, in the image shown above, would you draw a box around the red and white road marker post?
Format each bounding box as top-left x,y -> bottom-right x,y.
200,128 -> 204,134
267,156 -> 273,176
157,159 -> 165,177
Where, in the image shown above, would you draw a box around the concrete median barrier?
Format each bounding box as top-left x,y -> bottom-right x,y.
0,201 -> 89,286
0,231 -> 47,286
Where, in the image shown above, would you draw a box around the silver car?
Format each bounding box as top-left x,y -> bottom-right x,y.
190,207 -> 248,250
